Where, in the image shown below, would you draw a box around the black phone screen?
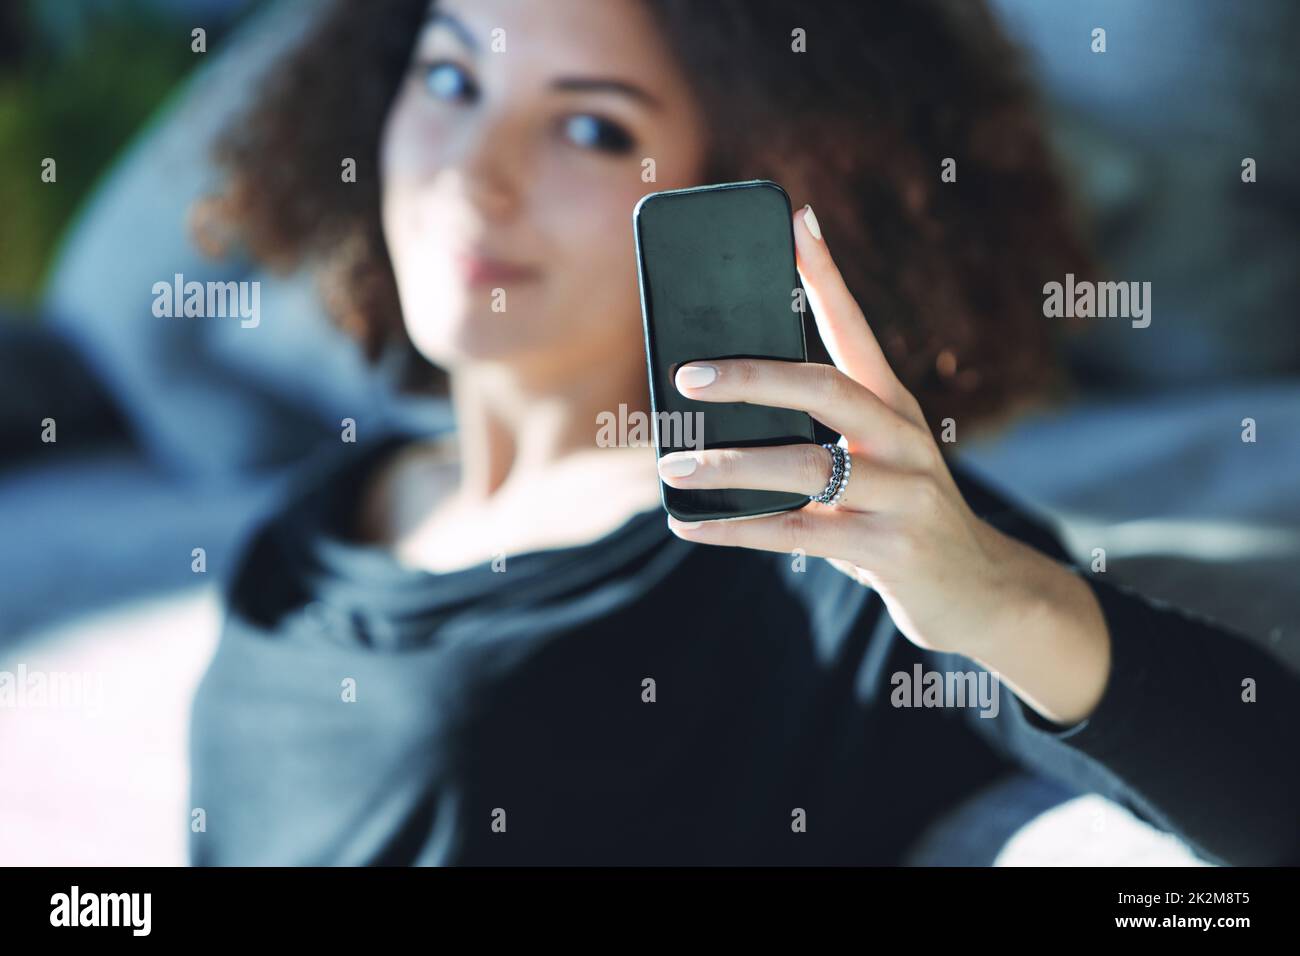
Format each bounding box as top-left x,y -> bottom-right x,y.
633,179 -> 817,522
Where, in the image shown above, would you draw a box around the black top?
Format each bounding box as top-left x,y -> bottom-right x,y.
189,433 -> 1300,865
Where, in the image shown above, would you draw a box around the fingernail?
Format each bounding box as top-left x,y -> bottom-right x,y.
670,517 -> 703,530
658,454 -> 698,478
676,363 -> 717,389
802,204 -> 822,241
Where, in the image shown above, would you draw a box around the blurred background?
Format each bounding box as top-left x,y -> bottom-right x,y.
1,0 -> 1297,865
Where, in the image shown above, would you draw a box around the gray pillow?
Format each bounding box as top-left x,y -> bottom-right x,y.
41,0 -> 441,477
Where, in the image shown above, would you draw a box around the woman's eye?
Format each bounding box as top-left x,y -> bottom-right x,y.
420,60 -> 477,102
560,114 -> 635,154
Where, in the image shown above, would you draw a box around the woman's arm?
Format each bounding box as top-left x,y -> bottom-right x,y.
970,571 -> 1300,867
662,203 -> 1300,865
964,523 -> 1111,727
931,470 -> 1300,867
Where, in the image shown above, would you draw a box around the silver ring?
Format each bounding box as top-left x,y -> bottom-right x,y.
810,442 -> 852,506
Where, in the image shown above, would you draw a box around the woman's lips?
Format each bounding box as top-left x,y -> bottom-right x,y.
452,250 -> 542,286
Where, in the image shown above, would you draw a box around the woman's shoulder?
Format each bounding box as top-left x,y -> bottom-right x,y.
220,432 -> 438,616
279,432 -> 431,538
352,432 -> 458,546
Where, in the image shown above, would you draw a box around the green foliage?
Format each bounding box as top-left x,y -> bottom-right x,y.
0,3 -> 202,306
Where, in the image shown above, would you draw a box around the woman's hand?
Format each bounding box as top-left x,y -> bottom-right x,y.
660,205 -> 1111,723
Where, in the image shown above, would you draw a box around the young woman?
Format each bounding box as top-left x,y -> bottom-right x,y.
188,0 -> 1298,865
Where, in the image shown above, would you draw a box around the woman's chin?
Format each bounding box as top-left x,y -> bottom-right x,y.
405,318 -> 536,368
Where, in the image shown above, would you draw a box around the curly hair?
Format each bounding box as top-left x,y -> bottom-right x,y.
198,0 -> 1093,437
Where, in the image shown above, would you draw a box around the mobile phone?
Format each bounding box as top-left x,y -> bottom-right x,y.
633,179 -> 817,522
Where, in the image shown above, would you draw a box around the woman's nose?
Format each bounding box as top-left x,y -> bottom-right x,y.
454,118 -> 524,222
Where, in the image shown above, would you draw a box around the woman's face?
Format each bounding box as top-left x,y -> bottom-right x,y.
380,0 -> 708,380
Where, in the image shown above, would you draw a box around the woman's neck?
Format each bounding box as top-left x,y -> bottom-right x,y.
446,353 -> 653,504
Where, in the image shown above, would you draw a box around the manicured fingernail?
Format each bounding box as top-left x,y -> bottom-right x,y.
676,363 -> 717,389
670,517 -> 702,530
658,454 -> 698,478
802,204 -> 822,240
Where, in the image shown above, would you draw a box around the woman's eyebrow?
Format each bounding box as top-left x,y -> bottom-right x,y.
424,10 -> 478,53
551,77 -> 662,110
424,9 -> 660,110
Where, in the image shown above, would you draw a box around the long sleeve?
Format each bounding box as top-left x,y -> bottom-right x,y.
942,466 -> 1300,866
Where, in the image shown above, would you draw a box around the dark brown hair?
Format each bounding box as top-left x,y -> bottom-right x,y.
200,0 -> 1092,437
